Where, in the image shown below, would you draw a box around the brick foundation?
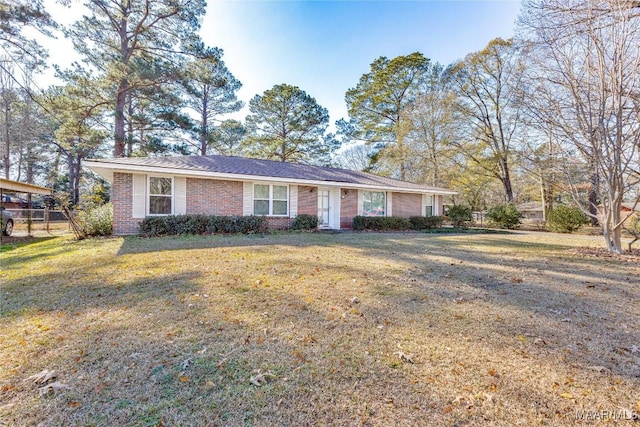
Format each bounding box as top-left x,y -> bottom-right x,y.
265,217 -> 294,229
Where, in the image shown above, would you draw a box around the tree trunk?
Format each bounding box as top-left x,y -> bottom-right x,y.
126,95 -> 135,156
200,88 -> 208,155
114,78 -> 128,157
3,101 -> 10,178
500,157 -> 514,203
67,151 -> 78,205
25,143 -> 34,183
588,170 -> 599,226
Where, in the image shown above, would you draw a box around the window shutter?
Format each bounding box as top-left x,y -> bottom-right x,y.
357,190 -> 363,216
434,195 -> 442,215
132,174 -> 146,218
243,182 -> 253,216
329,189 -> 341,229
386,192 -> 393,217
289,185 -> 298,217
174,177 -> 186,214
422,194 -> 427,216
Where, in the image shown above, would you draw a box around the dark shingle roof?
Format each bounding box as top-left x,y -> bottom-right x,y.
86,154 -> 454,193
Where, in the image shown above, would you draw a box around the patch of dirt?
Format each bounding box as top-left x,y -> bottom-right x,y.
571,247 -> 640,262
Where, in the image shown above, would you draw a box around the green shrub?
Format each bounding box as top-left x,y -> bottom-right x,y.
139,214 -> 267,236
291,214 -> 319,230
138,217 -> 170,236
409,216 -> 444,230
485,204 -> 523,229
547,205 -> 589,233
77,203 -> 113,236
446,205 -> 473,227
352,216 -> 411,231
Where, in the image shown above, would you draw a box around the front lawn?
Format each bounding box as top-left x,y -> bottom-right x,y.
1,232 -> 638,426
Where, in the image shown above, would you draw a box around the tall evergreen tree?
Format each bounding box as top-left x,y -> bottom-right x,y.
0,0 -> 55,68
245,84 -> 336,164
65,0 -> 206,157
345,52 -> 431,179
181,46 -> 243,155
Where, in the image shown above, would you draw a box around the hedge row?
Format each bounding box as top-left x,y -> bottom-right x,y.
352,215 -> 444,231
290,214 -> 319,230
139,214 -> 268,236
139,213 -> 447,236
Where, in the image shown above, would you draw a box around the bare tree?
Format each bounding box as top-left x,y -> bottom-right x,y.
403,88 -> 459,187
519,0 -> 640,253
333,143 -> 377,172
0,61 -> 16,178
447,38 -> 526,203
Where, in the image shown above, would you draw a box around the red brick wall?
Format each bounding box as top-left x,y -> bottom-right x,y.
265,217 -> 294,229
112,172 -> 139,235
186,178 -> 243,215
340,188 -> 358,229
111,173 -> 433,234
297,186 -> 318,216
392,192 -> 423,217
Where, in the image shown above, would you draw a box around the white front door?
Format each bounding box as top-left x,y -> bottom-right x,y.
318,190 -> 330,227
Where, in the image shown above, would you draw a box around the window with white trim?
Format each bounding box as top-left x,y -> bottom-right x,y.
253,184 -> 288,216
425,195 -> 434,217
363,191 -> 385,216
149,176 -> 173,215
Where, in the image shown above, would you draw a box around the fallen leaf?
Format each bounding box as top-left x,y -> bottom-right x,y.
393,351 -> 415,364
26,370 -> 56,385
179,376 -> 189,382
249,370 -> 274,387
38,382 -> 68,397
560,392 -> 573,399
204,380 -> 215,390
67,401 -> 82,408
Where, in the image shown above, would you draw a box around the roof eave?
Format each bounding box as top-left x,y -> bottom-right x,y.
0,178 -> 52,195
82,161 -> 458,195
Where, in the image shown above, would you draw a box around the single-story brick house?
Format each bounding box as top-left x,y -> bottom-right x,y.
83,155 -> 456,235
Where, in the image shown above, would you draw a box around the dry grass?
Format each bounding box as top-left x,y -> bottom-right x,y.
1,231 -> 639,426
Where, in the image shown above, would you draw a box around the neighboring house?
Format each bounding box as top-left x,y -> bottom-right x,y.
597,202 -> 640,228
83,155 -> 456,235
517,202 -> 545,220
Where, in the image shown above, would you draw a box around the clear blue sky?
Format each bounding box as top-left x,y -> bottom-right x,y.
43,0 -> 521,127
200,1 -> 522,126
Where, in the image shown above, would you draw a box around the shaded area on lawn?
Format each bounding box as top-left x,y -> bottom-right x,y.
1,232 -> 639,426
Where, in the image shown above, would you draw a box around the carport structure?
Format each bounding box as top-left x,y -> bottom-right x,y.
0,178 -> 53,238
